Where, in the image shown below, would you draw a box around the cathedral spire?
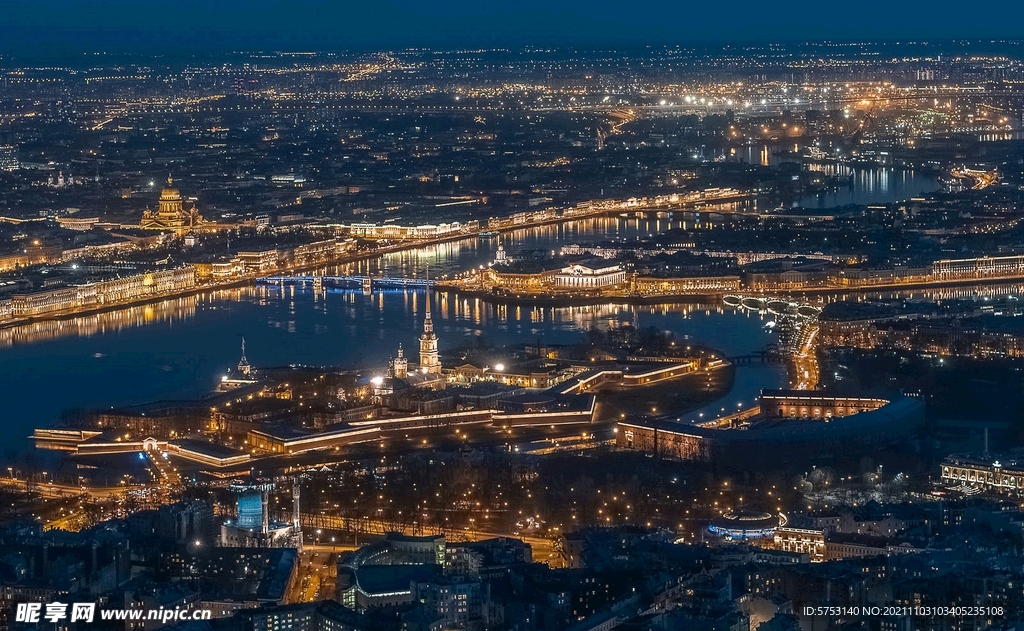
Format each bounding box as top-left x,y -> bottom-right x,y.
238,337 -> 251,376
418,263 -> 440,374
422,263 -> 433,333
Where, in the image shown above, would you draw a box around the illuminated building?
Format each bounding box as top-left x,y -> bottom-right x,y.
60,238 -> 139,261
219,339 -> 259,390
140,175 -> 205,234
759,391 -> 888,419
482,266 -> 560,291
237,338 -> 252,377
392,344 -> 408,379
342,222 -> 464,240
617,391 -> 924,464
773,527 -> 825,561
10,286 -> 78,316
552,361 -> 701,395
708,511 -> 784,540
247,425 -> 381,454
220,482 -> 302,549
0,253 -> 28,273
824,533 -> 895,560
337,533 -> 446,611
237,250 -> 280,274
932,255 -> 1024,280
88,267 -> 196,305
418,278 -> 441,374
3,267 -> 196,320
245,404 -> 596,455
55,215 -> 100,231
744,262 -> 831,290
941,456 -> 1024,496
632,275 -> 741,295
494,243 -> 508,264
0,145 -> 18,171
448,362 -> 569,388
237,489 -> 265,530
554,260 -> 627,289
832,266 -> 930,287
244,601 -> 370,631
480,259 -> 627,292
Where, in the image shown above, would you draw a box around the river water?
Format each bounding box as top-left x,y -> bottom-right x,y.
735,143 -> 941,208
0,169 -> 939,453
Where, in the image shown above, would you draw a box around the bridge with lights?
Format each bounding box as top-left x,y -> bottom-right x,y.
722,295 -> 821,317
258,275 -> 435,290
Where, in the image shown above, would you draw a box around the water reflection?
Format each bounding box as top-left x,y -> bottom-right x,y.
736,143 -> 939,208
4,272 -> 1023,352
0,200 -> 1008,453
797,165 -> 938,208
0,281 -> 782,452
810,282 -> 1024,305
0,297 -> 198,348
676,364 -> 788,425
7,274 -> 1022,453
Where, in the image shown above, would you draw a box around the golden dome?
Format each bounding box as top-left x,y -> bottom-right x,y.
160,174 -> 181,201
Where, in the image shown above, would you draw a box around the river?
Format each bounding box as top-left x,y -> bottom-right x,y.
0,168 -> 939,454
0,288 -> 785,454
735,142 -> 941,207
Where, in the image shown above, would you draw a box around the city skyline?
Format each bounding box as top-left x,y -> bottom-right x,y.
1,0 -> 1022,56
2,23 -> 1024,631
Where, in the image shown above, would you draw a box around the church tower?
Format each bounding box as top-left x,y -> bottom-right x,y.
393,344 -> 409,379
237,338 -> 251,376
418,267 -> 441,374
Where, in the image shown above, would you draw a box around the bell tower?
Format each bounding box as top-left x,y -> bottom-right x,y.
418,266 -> 440,374
393,344 -> 409,379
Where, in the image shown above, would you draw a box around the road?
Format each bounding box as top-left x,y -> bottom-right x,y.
792,322 -> 820,390
1,479 -> 124,499
951,167 -> 998,190
287,550 -> 340,604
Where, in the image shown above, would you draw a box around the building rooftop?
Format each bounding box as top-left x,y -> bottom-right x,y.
353,564 -> 440,596
172,439 -> 248,459
622,395 -> 924,444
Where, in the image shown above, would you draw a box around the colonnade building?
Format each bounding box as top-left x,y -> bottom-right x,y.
6,266 -> 196,318
941,456 -> 1024,495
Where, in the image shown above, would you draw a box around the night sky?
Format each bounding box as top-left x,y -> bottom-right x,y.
0,0 -> 1020,55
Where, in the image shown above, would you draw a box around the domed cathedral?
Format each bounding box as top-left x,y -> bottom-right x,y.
140,175 -> 206,234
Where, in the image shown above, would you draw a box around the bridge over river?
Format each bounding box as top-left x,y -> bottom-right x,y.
258,275 -> 435,290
